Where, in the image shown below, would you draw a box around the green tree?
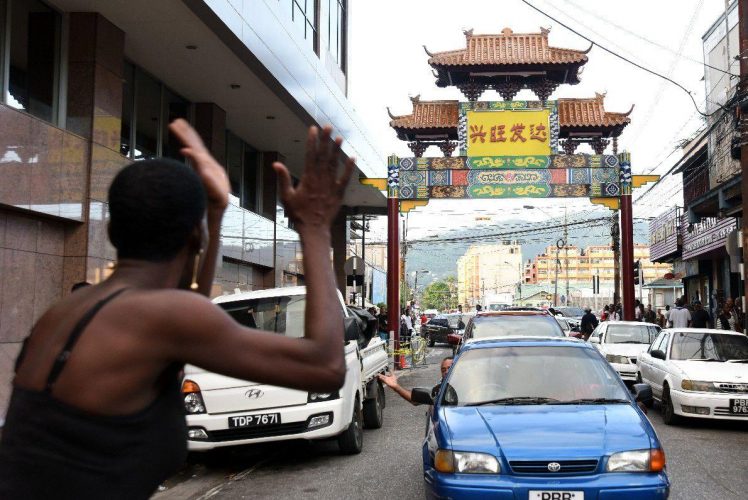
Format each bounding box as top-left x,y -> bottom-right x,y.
422,279 -> 458,311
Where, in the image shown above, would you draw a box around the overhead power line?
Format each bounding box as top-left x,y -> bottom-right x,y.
520,0 -> 732,118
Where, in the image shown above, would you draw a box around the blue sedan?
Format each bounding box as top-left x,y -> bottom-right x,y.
413,337 -> 669,499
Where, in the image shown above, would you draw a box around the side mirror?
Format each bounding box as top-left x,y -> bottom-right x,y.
411,387 -> 435,406
650,349 -> 666,360
589,336 -> 600,344
633,383 -> 653,403
344,317 -> 362,343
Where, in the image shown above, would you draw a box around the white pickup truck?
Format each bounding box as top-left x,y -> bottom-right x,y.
182,286 -> 389,454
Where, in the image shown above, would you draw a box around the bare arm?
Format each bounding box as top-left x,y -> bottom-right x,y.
169,119 -> 229,297
378,373 -> 416,405
163,123 -> 353,392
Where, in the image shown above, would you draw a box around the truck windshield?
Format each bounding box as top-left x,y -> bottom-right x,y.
219,296 -> 306,338
606,324 -> 657,344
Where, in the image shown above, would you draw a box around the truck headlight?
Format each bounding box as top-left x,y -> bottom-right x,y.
607,449 -> 665,472
606,354 -> 630,364
308,391 -> 340,403
182,380 -> 206,414
681,380 -> 717,392
434,450 -> 500,474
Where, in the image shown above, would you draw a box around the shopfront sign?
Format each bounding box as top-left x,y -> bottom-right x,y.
681,216 -> 737,260
649,207 -> 680,261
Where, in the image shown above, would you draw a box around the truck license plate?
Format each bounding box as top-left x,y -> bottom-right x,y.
529,492 -> 584,500
730,399 -> 748,414
228,412 -> 281,428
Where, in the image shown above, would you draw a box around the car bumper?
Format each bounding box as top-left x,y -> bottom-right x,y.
669,389 -> 748,421
610,363 -> 638,382
186,399 -> 347,451
424,470 -> 669,499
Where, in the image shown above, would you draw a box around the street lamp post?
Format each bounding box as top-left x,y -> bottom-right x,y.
412,269 -> 429,307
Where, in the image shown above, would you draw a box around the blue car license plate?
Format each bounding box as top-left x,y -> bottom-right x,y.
228,412 -> 281,428
529,492 -> 584,500
730,399 -> 748,414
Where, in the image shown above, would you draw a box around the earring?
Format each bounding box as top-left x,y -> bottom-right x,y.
190,250 -> 203,290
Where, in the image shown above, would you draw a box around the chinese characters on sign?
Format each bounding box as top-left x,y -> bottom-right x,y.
466,109 -> 552,157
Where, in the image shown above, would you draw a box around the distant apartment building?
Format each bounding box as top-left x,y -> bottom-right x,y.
528,244 -> 671,286
457,242 -> 523,307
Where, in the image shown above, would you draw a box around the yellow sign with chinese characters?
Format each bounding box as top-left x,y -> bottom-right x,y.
466,109 -> 551,157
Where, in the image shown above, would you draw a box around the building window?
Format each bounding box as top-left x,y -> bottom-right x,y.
292,0 -> 318,54
225,130 -> 260,213
120,62 -> 192,161
327,0 -> 346,72
0,0 -> 61,123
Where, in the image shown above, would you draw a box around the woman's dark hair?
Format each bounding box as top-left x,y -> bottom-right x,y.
108,158 -> 206,262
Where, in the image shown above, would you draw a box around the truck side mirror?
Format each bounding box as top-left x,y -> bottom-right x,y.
411,387 -> 434,406
344,317 -> 362,343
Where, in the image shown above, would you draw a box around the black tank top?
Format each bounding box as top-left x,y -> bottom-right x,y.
0,289 -> 187,499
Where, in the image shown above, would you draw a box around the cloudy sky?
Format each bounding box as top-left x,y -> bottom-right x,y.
347,0 -> 731,242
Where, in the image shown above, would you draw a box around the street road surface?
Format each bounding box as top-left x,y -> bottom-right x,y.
155,346 -> 747,500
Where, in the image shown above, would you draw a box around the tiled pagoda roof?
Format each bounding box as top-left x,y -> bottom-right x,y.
389,94 -> 632,131
427,27 -> 590,67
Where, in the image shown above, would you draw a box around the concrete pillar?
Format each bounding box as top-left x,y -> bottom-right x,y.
194,103 -> 227,165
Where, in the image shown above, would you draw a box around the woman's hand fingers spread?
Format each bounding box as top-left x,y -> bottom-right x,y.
170,119 -> 206,153
337,157 -> 355,195
273,162 -> 294,202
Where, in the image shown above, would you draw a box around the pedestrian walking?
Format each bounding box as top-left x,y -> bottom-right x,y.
580,307 -> 599,341
664,304 -> 671,328
634,300 -> 642,321
669,299 -> 692,328
718,302 -> 736,331
377,306 -> 389,342
600,305 -> 610,322
644,304 -> 657,324
690,301 -> 710,329
0,121 -> 354,499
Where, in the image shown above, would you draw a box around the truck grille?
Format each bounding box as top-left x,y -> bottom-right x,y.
208,422 -> 308,442
509,459 -> 599,474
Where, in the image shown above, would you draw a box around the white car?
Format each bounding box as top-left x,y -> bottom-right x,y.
638,328 -> 748,424
589,321 -> 660,383
182,287 -> 389,453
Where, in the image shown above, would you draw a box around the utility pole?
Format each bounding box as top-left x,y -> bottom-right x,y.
386,156 -> 402,369
564,206 -> 569,306
553,247 -> 560,307
361,214 -> 367,307
611,212 -> 621,307
738,0 -> 748,333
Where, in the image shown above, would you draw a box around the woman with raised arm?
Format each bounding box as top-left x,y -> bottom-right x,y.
0,120 -> 354,499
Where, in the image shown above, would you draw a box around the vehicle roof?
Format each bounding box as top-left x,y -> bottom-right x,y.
462,336 -> 587,350
606,321 -> 659,327
213,286 -> 307,304
662,327 -> 746,337
474,310 -> 551,317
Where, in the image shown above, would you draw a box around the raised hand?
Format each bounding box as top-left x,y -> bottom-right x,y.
273,126 -> 355,232
378,372 -> 400,389
169,119 -> 230,211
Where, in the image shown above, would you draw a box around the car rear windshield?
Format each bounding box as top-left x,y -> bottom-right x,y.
606,324 -> 658,344
219,296 -> 306,338
442,346 -> 629,406
471,315 -> 565,338
670,332 -> 748,361
557,307 -> 585,317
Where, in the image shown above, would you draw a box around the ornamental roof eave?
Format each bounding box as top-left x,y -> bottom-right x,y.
388,96 -> 632,138
426,28 -> 591,69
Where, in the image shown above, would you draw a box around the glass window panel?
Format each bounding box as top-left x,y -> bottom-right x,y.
225,131 -> 243,198
133,69 -> 161,160
6,0 -> 60,122
120,61 -> 134,157
162,87 -> 190,161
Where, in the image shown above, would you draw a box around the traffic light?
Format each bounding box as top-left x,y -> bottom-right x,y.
633,260 -> 641,285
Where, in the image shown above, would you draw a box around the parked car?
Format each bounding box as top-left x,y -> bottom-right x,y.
638,328 -> 748,425
182,287 -> 389,454
589,322 -> 660,384
413,337 -> 669,499
422,314 -> 453,346
458,311 -> 565,350
554,306 -> 585,329
556,317 -> 582,338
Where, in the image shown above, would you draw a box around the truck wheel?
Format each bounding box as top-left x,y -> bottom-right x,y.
338,395 -> 363,454
363,382 -> 384,429
428,336 -> 435,347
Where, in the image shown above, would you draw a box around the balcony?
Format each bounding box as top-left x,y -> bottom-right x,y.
683,164 -> 710,208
